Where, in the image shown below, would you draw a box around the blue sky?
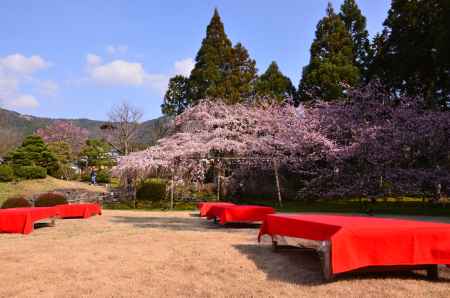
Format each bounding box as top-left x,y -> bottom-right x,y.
0,0 -> 391,121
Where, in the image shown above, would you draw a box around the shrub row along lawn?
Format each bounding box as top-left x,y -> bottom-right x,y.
103,196 -> 450,217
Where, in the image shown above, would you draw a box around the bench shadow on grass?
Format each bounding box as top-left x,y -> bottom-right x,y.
110,215 -> 261,233
234,244 -> 450,285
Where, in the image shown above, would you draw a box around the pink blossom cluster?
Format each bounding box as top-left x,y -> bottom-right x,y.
36,121 -> 89,153
115,81 -> 450,198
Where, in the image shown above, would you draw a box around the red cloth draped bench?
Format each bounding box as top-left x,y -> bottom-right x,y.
0,207 -> 58,234
206,205 -> 275,224
55,203 -> 102,219
258,214 -> 450,280
197,202 -> 235,217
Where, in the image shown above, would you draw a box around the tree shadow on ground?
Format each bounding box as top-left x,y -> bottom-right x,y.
234,244 -> 450,285
110,216 -> 261,233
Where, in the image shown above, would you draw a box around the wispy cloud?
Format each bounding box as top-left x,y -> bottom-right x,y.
0,53 -> 51,109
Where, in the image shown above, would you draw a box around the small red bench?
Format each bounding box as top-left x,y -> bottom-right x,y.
206,205 -> 275,225
197,202 -> 235,217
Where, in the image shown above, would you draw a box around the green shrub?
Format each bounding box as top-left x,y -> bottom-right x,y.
0,164 -> 14,182
51,164 -> 78,180
81,169 -> 111,183
1,196 -> 32,209
136,179 -> 167,202
96,170 -> 111,183
34,192 -> 68,207
14,165 -> 47,179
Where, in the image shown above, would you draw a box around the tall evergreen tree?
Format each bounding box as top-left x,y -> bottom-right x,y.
161,75 -> 189,116
339,0 -> 371,81
225,43 -> 258,104
299,3 -> 359,101
188,8 -> 234,103
255,61 -> 296,103
371,0 -> 450,108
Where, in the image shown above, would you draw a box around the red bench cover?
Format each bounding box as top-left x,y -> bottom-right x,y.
258,214 -> 450,274
197,202 -> 235,217
0,207 -> 58,234
56,203 -> 102,219
207,205 -> 275,224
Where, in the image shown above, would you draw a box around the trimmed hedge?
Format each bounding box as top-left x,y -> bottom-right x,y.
14,165 -> 47,179
136,179 -> 167,202
1,196 -> 32,209
34,192 -> 68,207
0,164 -> 14,182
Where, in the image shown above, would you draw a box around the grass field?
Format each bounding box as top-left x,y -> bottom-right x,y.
0,210 -> 449,297
0,177 -> 106,205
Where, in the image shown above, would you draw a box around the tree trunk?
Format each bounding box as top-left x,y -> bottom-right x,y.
170,171 -> 175,210
273,160 -> 283,207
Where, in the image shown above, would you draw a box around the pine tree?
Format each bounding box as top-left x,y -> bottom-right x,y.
225,43 -> 257,104
339,0 -> 371,81
255,61 -> 296,103
189,8 -> 234,103
161,75 -> 189,116
299,3 -> 359,101
371,0 -> 450,108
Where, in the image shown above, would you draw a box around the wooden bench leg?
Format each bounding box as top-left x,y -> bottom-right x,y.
272,240 -> 278,252
426,265 -> 439,280
318,241 -> 334,282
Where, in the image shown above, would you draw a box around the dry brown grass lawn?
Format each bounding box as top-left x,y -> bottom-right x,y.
0,176 -> 106,204
0,210 -> 449,297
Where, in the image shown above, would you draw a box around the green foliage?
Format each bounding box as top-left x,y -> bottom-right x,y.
4,135 -> 58,177
255,61 -> 296,103
339,0 -> 371,80
299,3 -> 359,101
48,141 -> 73,164
136,178 -> 167,202
188,9 -> 257,105
1,196 -> 31,209
81,169 -> 111,183
79,139 -> 114,168
225,43 -> 258,104
370,0 -> 450,108
34,192 -> 68,207
52,164 -> 79,180
189,9 -> 234,103
0,164 -> 14,182
14,165 -> 47,179
161,75 -> 190,116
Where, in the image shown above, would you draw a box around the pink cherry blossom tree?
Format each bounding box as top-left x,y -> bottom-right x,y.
36,121 -> 89,154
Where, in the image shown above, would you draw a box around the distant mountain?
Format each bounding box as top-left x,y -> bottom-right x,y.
0,107 -> 173,154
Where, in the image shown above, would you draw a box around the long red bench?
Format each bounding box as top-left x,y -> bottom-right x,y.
56,203 -> 102,219
0,203 -> 102,234
197,202 -> 235,217
206,205 -> 275,224
259,214 -> 450,280
0,207 -> 58,234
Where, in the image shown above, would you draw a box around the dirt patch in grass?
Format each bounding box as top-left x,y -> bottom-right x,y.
0,211 -> 449,297
0,176 -> 106,204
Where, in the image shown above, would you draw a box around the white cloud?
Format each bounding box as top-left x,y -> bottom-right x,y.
86,53 -> 102,67
85,56 -> 195,95
106,45 -> 128,55
0,54 -> 51,110
89,60 -> 146,86
0,54 -> 49,75
174,58 -> 195,77
4,94 -> 39,109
